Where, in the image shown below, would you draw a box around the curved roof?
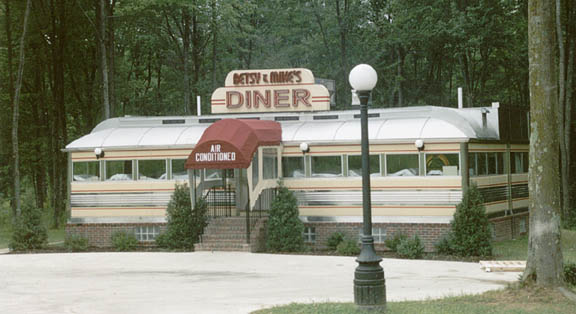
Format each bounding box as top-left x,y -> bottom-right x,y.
65,106 -> 500,151
185,119 -> 281,169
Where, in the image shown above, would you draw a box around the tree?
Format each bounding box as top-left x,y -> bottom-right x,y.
11,0 -> 32,218
266,184 -> 304,252
522,0 -> 564,286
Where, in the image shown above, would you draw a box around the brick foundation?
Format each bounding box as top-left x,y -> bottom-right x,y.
67,223 -> 167,247
303,222 -> 451,252
490,212 -> 529,241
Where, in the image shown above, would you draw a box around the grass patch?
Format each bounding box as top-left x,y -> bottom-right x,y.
254,286 -> 575,313
0,226 -> 67,250
493,229 -> 576,263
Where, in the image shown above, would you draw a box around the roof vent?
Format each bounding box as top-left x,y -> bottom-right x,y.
162,119 -> 185,125
313,115 -> 338,120
275,116 -> 299,121
199,118 -> 221,124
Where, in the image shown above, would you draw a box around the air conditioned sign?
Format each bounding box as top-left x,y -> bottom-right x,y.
194,144 -> 236,162
211,68 -> 330,114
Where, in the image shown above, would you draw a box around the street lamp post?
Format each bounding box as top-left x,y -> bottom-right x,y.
349,64 -> 386,310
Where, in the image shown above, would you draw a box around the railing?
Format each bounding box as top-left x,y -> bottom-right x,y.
252,187 -> 277,218
205,185 -> 235,217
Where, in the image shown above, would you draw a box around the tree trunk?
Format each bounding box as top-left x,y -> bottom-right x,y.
182,7 -> 191,114
211,0 -> 217,91
11,0 -> 32,217
522,0 -> 564,286
98,0 -> 110,120
4,0 -> 15,217
107,0 -> 116,117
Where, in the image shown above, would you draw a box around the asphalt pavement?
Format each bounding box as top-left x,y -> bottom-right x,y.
0,252 -> 520,314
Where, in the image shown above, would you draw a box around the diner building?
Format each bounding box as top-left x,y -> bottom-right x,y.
64,68 -> 529,251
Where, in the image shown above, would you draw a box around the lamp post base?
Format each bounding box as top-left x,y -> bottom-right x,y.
354,238 -> 386,310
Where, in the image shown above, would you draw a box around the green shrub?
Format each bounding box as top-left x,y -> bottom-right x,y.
565,262 -> 576,287
64,234 -> 89,252
266,183 -> 304,252
111,231 -> 138,251
157,184 -> 208,250
327,232 -> 345,251
397,235 -> 425,259
447,184 -> 492,257
336,238 -> 361,256
384,232 -> 408,252
435,235 -> 454,255
9,203 -> 48,251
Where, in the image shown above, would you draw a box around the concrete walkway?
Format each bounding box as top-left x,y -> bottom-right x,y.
0,252 -> 520,314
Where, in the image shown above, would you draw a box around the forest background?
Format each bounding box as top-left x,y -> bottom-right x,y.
0,0 -> 574,228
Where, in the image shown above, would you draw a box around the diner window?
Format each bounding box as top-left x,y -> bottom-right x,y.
263,148 -> 278,180
426,153 -> 460,176
303,227 -> 316,243
348,155 -> 380,177
171,159 -> 188,180
205,169 -> 222,180
470,152 -> 504,176
386,154 -> 419,176
138,160 -> 166,181
311,156 -> 342,177
106,160 -> 133,181
511,152 -> 529,174
135,226 -> 160,242
282,156 -> 305,178
73,161 -> 100,182
252,154 -> 259,187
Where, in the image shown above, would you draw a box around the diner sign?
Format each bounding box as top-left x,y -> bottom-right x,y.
211,68 -> 331,114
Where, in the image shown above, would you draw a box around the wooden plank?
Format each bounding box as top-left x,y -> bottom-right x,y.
479,260 -> 526,272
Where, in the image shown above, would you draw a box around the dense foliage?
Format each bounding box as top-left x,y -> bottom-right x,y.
111,231 -> 139,251
0,0 -> 575,227
384,232 -> 408,252
157,183 -> 207,250
397,235 -> 425,259
64,234 -> 89,252
266,184 -> 304,252
327,231 -> 345,251
440,185 -> 493,257
336,238 -> 360,256
9,202 -> 47,251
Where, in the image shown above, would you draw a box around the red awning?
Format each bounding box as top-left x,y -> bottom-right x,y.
185,119 -> 282,169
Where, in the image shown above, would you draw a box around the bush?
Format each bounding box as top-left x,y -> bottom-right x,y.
111,231 -> 138,251
9,203 -> 48,251
435,235 -> 454,255
336,238 -> 361,256
397,235 -> 425,259
446,184 -> 492,257
327,232 -> 345,251
266,183 -> 304,252
565,262 -> 576,287
64,234 -> 89,252
384,232 -> 408,252
157,184 -> 208,250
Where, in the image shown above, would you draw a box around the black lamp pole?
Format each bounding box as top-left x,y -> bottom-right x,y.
354,90 -> 386,310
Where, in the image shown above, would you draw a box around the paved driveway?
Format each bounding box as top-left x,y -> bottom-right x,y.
0,252 -> 520,314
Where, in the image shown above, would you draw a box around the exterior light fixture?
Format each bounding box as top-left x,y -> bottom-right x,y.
415,139 -> 424,151
348,64 -> 386,310
94,148 -> 104,159
299,142 -> 310,154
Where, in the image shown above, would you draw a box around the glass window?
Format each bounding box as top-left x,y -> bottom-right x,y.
348,155 -> 380,177
263,148 -> 278,180
252,153 -> 259,187
73,161 -> 100,182
205,169 -> 222,180
106,160 -> 133,181
282,156 -> 305,178
511,152 -> 528,174
303,227 -> 316,243
135,226 -> 160,242
386,154 -> 419,176
138,160 -> 166,180
311,156 -> 342,177
426,153 -> 459,176
171,159 -> 188,180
